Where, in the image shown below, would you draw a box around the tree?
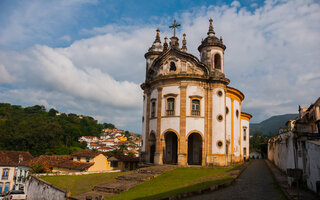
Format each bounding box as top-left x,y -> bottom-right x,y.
250,131 -> 268,154
103,123 -> 115,129
30,164 -> 48,173
48,108 -> 58,117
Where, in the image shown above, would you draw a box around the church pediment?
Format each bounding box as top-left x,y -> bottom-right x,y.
147,48 -> 209,81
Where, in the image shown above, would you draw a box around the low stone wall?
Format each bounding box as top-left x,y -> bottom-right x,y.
36,169 -> 121,177
26,175 -> 69,200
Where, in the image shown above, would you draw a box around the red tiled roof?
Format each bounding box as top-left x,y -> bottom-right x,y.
90,143 -> 99,146
113,155 -> 140,162
98,147 -> 111,149
53,160 -> 93,171
83,136 -> 97,139
0,151 -> 33,166
24,155 -> 72,168
72,150 -> 102,158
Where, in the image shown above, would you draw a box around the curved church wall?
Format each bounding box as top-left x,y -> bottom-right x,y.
226,97 -> 232,155
241,118 -> 250,158
212,87 -> 226,154
233,99 -> 241,157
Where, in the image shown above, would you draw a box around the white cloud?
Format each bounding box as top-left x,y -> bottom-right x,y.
0,0 -> 319,132
0,64 -> 15,84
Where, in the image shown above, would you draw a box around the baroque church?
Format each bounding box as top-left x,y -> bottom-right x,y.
140,19 -> 252,166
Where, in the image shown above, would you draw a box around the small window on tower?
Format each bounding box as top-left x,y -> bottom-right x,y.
170,62 -> 176,71
214,54 -> 221,70
151,102 -> 156,118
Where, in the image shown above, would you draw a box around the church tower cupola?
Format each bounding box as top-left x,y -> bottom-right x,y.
144,29 -> 163,78
198,19 -> 226,73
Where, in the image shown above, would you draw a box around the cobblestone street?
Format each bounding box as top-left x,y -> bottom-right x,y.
185,160 -> 285,200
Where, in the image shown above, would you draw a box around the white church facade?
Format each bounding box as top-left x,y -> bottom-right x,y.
140,19 -> 252,166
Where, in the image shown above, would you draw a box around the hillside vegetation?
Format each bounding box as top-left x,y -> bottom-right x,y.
250,113 -> 298,136
0,103 -> 105,156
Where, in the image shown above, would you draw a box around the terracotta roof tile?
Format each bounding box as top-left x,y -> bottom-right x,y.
0,151 -> 33,166
72,150 -> 101,158
24,155 -> 72,168
53,160 -> 93,171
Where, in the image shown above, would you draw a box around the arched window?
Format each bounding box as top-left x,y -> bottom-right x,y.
191,99 -> 200,116
214,54 -> 221,70
169,62 -> 176,71
166,98 -> 175,116
0,182 -> 3,193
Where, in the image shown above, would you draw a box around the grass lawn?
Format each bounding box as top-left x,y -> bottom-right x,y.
41,171 -> 131,195
107,165 -> 241,200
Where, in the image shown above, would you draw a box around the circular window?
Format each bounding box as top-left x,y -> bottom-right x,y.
217,141 -> 223,148
217,114 -> 223,121
236,110 -> 239,118
226,107 -> 229,114
217,90 -> 223,97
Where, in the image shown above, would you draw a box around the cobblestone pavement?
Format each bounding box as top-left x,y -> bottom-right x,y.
185,160 -> 285,200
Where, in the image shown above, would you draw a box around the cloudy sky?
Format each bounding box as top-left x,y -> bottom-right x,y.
0,0 -> 319,133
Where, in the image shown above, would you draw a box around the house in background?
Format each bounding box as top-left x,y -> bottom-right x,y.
26,150 -> 110,174
249,150 -> 262,159
0,151 -> 33,193
107,155 -> 139,171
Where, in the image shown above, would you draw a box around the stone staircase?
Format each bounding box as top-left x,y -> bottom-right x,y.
69,165 -> 176,200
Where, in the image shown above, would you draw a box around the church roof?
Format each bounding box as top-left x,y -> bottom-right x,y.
148,47 -> 210,78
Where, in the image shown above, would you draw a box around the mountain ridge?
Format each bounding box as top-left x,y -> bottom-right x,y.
250,113 -> 298,136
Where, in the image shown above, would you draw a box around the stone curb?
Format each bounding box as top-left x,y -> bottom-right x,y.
264,160 -> 291,200
157,162 -> 251,200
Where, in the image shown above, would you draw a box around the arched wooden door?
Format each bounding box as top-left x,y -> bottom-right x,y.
188,133 -> 202,165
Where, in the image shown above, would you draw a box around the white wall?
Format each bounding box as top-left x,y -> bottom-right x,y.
241,119 -> 250,157
0,166 -> 15,193
161,118 -> 180,136
212,88 -> 226,154
162,86 -> 180,116
26,175 -> 67,200
186,86 -> 205,117
226,97 -> 232,155
233,100 -> 241,157
142,94 -> 147,151
306,141 -> 320,192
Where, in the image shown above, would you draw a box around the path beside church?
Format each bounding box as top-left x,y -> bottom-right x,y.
184,160 -> 285,200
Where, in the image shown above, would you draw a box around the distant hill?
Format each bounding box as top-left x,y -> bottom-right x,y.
0,103 -> 116,156
250,114 -> 298,136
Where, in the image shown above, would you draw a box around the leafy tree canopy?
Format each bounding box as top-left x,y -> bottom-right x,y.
0,103 -> 104,156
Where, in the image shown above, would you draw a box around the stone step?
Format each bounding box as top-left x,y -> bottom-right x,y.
93,180 -> 141,194
116,172 -> 155,182
68,191 -> 113,200
137,165 -> 176,175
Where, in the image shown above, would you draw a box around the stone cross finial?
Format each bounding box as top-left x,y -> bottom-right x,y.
169,20 -> 181,37
207,18 -> 215,36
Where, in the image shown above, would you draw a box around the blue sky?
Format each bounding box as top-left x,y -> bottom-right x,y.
0,0 -> 319,133
0,0 -> 264,50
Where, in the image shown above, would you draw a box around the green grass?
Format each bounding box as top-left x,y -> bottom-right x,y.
107,166 -> 239,200
41,171 -> 131,195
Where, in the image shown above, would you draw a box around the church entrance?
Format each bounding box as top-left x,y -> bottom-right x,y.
164,132 -> 178,164
149,132 -> 156,163
188,133 -> 202,165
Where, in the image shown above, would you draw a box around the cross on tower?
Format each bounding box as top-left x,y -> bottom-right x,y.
169,20 -> 181,37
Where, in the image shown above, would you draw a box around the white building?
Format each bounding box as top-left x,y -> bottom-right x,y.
268,97 -> 320,193
141,19 -> 252,166
0,151 -> 33,193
